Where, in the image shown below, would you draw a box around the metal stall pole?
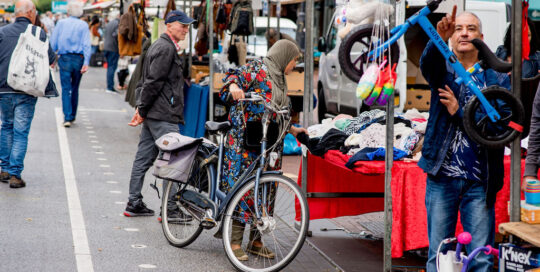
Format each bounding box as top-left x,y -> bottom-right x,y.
189,0 -> 193,73
301,0 -> 314,202
383,0 -> 397,271
277,1 -> 281,34
208,0 -> 214,121
509,0 -> 523,224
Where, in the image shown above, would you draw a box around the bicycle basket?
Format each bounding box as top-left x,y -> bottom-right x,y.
244,120 -> 280,150
153,133 -> 203,183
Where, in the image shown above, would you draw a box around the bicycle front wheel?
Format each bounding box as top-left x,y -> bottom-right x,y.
222,174 -> 309,272
161,154 -> 215,248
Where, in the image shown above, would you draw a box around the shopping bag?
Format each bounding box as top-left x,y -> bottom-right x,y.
437,250 -> 464,272
7,25 -> 49,97
356,61 -> 385,100
376,64 -> 397,106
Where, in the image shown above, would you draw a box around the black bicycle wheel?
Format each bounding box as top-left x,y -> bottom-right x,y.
463,86 -> 525,148
338,24 -> 400,83
161,153 -> 215,248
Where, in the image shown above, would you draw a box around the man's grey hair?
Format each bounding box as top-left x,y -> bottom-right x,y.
266,28 -> 279,40
67,1 -> 84,18
458,11 -> 483,34
14,0 -> 34,16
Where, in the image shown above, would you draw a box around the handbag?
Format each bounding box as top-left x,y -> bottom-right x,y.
244,120 -> 280,150
7,25 -> 49,97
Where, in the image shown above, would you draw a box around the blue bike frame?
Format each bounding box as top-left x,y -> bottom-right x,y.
205,128 -> 276,221
368,3 -> 501,122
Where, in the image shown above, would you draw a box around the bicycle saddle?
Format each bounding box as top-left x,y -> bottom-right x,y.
205,121 -> 231,133
471,38 -> 512,74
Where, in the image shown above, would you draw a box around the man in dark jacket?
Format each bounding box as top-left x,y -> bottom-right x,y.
0,0 -> 55,188
419,7 -> 509,272
103,13 -> 120,93
124,10 -> 194,219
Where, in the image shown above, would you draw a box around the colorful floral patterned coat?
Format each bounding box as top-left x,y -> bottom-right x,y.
219,59 -> 285,193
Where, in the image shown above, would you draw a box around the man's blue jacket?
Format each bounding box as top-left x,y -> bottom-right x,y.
419,40 -> 510,207
0,17 -> 56,96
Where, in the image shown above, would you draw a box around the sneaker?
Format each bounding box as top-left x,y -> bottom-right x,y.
0,172 -> 10,183
124,202 -> 155,217
158,208 -> 193,223
9,176 -> 26,188
233,247 -> 249,261
63,121 -> 71,127
106,89 -> 119,94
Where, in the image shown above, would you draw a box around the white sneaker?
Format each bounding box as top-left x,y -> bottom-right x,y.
63,121 -> 72,127
106,89 -> 119,94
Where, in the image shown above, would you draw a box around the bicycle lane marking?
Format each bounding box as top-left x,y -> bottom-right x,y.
55,107 -> 95,272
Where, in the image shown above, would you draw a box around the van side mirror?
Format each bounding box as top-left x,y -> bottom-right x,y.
318,37 -> 327,53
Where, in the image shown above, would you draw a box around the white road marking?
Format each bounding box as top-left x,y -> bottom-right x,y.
87,131 -> 95,134
115,202 -> 125,205
55,108 -> 94,272
138,264 -> 156,269
91,146 -> 102,149
103,172 -> 114,176
97,158 -> 107,161
106,181 -> 118,184
90,141 -> 99,144
124,228 -> 139,232
86,126 -> 94,129
79,107 -> 127,113
99,164 -> 110,168
109,191 -> 121,194
131,244 -> 147,249
88,135 -> 97,139
95,151 -> 104,155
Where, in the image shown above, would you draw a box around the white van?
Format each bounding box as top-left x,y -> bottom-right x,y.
246,16 -> 298,57
317,0 -> 509,120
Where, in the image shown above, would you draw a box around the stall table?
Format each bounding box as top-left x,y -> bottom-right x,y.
297,151 -> 522,258
499,222 -> 540,248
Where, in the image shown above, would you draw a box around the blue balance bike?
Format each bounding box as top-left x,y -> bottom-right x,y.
339,0 -> 525,148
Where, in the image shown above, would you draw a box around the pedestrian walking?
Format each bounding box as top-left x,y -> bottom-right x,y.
0,0 -> 56,188
103,12 -> 120,93
90,16 -> 101,56
418,7 -> 509,272
124,10 -> 195,218
41,11 -> 55,36
50,1 -> 91,127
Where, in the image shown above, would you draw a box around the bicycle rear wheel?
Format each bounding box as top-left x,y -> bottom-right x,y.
161,154 -> 215,248
222,174 -> 309,272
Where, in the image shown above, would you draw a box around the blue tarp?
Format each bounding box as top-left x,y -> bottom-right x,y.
179,83 -> 209,138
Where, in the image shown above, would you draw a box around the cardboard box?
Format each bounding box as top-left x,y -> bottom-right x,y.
404,88 -> 431,111
522,200 -> 540,224
211,71 -> 305,95
499,243 -> 540,272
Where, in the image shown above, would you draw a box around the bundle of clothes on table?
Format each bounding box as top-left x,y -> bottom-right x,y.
296,109 -> 429,169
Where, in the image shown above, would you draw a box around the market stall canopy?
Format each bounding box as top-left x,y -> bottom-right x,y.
83,0 -> 116,11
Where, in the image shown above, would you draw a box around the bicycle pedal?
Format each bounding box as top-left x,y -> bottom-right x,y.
200,217 -> 217,229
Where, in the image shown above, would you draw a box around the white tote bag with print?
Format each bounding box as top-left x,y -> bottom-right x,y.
7,25 -> 50,97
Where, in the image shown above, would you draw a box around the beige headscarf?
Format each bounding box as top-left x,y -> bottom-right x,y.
263,40 -> 301,108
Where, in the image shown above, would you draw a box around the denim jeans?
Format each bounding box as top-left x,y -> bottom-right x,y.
103,51 -> 119,90
58,54 -> 84,122
425,176 -> 495,272
0,93 -> 37,178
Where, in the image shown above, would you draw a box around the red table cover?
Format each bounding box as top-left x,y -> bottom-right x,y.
297,150 -> 523,258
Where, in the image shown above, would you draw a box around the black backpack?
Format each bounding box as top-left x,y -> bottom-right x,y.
228,0 -> 253,36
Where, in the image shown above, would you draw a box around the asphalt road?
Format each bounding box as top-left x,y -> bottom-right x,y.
0,67 -> 341,272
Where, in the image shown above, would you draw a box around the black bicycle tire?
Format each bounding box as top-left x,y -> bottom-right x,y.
338,24 -> 400,83
317,84 -> 327,122
221,174 -> 309,272
161,154 -> 214,248
463,86 -> 525,148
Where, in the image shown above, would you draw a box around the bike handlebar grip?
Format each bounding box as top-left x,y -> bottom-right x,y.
457,232 -> 472,245
471,39 -> 512,73
427,0 -> 443,12
484,245 -> 500,257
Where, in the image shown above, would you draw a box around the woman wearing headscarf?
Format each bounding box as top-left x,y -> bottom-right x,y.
219,40 -> 307,261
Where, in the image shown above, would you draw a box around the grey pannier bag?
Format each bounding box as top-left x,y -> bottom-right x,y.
153,132 -> 203,183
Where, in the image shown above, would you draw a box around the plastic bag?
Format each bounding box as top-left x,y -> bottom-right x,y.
356,63 -> 379,99
376,64 -> 397,105
283,133 -> 301,155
